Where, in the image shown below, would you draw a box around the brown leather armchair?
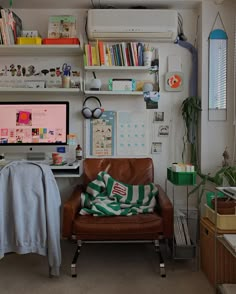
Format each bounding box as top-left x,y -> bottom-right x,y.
63,158 -> 173,277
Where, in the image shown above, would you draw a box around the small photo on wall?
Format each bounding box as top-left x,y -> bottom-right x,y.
151,142 -> 162,154
158,125 -> 169,137
153,111 -> 164,122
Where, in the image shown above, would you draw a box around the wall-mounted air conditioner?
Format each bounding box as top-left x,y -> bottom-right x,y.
87,9 -> 178,42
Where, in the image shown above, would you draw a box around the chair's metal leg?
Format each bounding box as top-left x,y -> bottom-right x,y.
154,239 -> 166,277
71,240 -> 82,278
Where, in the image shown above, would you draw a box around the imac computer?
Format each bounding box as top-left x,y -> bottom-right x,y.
0,101 -> 69,161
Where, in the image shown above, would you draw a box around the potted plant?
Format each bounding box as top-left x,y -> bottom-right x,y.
181,95 -> 201,169
181,96 -> 236,208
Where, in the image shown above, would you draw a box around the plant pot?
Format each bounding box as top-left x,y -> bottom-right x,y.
211,197 -> 236,215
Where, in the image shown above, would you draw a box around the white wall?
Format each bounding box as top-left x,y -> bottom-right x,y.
1,1 -> 235,208
200,0 -> 236,174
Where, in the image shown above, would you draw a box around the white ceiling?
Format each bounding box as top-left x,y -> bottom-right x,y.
1,0 -> 201,10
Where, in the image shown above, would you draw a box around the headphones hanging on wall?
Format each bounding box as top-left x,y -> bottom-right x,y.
81,96 -> 103,119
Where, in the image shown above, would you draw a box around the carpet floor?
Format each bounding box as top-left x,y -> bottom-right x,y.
0,240 -> 214,294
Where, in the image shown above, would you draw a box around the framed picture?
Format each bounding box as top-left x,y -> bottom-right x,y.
151,142 -> 162,154
158,125 -> 169,137
153,111 -> 164,122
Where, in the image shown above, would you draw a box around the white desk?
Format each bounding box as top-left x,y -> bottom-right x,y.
50,160 -> 82,178
0,159 -> 82,178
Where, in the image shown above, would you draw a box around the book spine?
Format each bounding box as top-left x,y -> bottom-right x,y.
115,44 -> 121,66
95,40 -> 101,66
137,42 -> 144,66
98,41 -> 105,66
109,45 -> 115,66
181,216 -> 191,245
127,43 -> 134,66
91,45 -> 97,66
121,42 -> 128,66
0,18 -> 7,45
1,9 -> 10,45
106,44 -> 112,66
132,42 -> 138,66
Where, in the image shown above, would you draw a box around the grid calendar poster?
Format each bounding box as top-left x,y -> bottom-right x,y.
117,111 -> 148,155
89,111 -> 116,156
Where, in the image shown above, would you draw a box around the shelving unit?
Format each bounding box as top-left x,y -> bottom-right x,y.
84,90 -> 143,95
84,66 -> 150,71
0,44 -> 83,93
200,217 -> 236,289
166,168 -> 197,263
168,182 -> 197,260
0,87 -> 82,95
0,45 -> 83,56
84,65 -> 154,95
213,188 -> 236,293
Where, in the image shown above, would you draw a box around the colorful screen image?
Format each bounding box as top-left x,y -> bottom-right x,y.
0,102 -> 69,145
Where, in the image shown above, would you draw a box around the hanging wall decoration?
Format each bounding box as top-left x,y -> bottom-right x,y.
165,72 -> 184,91
208,12 -> 228,121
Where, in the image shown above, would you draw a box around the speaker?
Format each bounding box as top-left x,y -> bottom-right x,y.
81,96 -> 103,119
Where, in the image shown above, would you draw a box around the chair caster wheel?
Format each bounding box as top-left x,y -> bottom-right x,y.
161,274 -> 166,278
72,274 -> 77,278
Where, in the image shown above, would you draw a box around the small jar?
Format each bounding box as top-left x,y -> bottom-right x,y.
76,144 -> 83,160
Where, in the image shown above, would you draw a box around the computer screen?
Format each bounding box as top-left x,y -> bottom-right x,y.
0,101 -> 69,157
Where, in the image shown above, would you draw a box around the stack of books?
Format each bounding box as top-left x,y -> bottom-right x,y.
84,41 -> 146,67
0,7 -> 22,45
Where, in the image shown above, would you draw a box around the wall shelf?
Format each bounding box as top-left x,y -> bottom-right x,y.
0,45 -> 83,56
84,90 -> 143,96
0,88 -> 82,94
84,66 -> 150,71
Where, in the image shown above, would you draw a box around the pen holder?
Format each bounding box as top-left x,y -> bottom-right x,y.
62,75 -> 70,88
143,51 -> 153,67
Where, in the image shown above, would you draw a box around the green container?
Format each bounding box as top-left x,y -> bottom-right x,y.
206,191 -> 225,209
167,167 -> 196,186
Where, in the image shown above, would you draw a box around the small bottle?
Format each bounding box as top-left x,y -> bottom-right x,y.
76,144 -> 83,160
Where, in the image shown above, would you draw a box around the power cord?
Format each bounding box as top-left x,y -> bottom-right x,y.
178,13 -> 187,41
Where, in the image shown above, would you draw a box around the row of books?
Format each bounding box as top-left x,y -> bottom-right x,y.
0,7 -> 23,45
84,41 -> 147,67
174,215 -> 191,246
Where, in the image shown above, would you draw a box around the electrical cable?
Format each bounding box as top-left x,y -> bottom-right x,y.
177,13 -> 187,41
90,0 -> 95,8
84,13 -> 88,43
194,15 -> 200,48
